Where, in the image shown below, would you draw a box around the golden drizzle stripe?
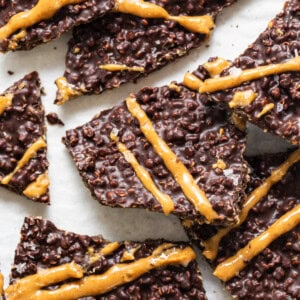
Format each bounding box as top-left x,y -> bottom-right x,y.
183,72 -> 203,91
0,273 -> 3,295
203,149 -> 300,260
202,58 -> 231,77
1,137 -> 47,185
114,0 -> 215,35
0,0 -> 214,41
5,244 -> 196,300
110,132 -> 174,216
198,56 -> 300,93
55,77 -> 82,105
229,90 -> 257,108
0,0 -> 86,40
214,204 -> 300,282
126,97 -> 218,222
99,64 -> 145,72
99,242 -> 120,256
0,94 -> 13,115
23,172 -> 49,199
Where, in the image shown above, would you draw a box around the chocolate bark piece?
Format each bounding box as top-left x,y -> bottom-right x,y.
191,0 -> 300,145
54,0 -> 236,104
0,0 -> 115,52
63,83 -> 248,225
0,72 -> 49,203
183,152 -> 300,300
8,216 -> 207,300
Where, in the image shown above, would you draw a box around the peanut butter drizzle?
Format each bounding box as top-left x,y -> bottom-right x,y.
231,113 -> 246,132
88,243 -> 120,264
0,94 -> 13,115
5,244 -> 196,300
0,0 -> 85,40
203,58 -> 231,77
199,56 -> 300,93
23,172 -> 49,199
214,204 -> 300,282
126,97 -> 218,222
257,103 -> 275,118
212,159 -> 227,170
0,273 -> 4,295
120,246 -> 140,262
203,149 -> 300,260
1,137 -> 46,185
55,77 -> 82,105
110,132 -> 174,216
229,90 -> 257,108
183,72 -> 203,91
114,0 -> 214,34
99,64 -> 145,72
99,242 -> 120,256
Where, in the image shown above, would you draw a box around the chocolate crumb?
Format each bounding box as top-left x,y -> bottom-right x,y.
46,113 -> 64,126
7,70 -> 14,75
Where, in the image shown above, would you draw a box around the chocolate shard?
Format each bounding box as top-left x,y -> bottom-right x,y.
182,151 -> 300,300
0,72 -> 50,203
190,0 -> 300,145
0,0 -> 115,52
54,0 -> 236,104
8,216 -> 207,299
63,83 -> 248,225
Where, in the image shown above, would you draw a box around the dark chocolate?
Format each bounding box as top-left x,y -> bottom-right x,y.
183,152 -> 300,300
55,0 -> 236,104
9,217 -> 207,300
46,112 -> 64,126
0,72 -> 49,203
0,0 -> 115,52
63,83 -> 248,224
192,0 -> 300,145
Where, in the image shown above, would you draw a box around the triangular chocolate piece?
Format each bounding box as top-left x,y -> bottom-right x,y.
0,72 -> 49,203
187,0 -> 300,145
0,0 -> 115,52
54,0 -> 236,104
6,217 -> 207,299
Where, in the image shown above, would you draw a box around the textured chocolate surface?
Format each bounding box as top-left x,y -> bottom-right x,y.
10,217 -> 207,299
183,153 -> 300,300
192,0 -> 300,145
55,0 -> 236,103
63,84 -> 248,224
0,0 -> 115,52
0,72 -> 49,203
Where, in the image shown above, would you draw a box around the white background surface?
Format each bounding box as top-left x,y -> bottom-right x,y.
0,0 -> 289,298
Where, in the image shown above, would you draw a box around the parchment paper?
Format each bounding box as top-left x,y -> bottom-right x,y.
0,0 -> 289,298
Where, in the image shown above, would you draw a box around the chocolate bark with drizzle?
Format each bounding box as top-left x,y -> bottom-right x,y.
63,83 -> 248,225
189,0 -> 300,145
54,0 -> 236,104
183,152 -> 300,300
0,72 -> 49,203
0,0 -> 115,52
8,216 -> 206,299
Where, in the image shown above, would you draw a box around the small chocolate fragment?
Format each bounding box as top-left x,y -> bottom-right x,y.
191,0 -> 300,145
0,72 -> 49,203
7,70 -> 14,75
63,83 -> 248,225
0,0 -> 115,52
8,217 -> 207,300
54,0 -> 236,104
183,152 -> 300,300
46,112 -> 64,126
